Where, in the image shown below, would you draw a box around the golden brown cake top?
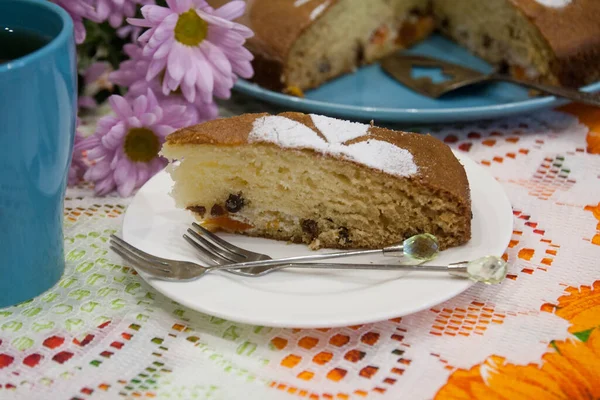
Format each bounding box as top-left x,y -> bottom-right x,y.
209,0 -> 335,61
512,0 -> 600,61
249,0 -> 334,60
166,112 -> 470,203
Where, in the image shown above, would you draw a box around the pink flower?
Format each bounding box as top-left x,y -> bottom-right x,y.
51,0 -> 98,44
129,78 -> 219,125
83,89 -> 191,196
110,43 -> 218,125
117,24 -> 144,41
164,94 -> 219,124
109,44 -> 149,88
95,0 -> 154,29
68,120 -> 88,186
128,0 -> 254,104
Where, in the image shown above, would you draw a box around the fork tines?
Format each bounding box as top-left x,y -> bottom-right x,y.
184,223 -> 254,265
109,235 -> 173,277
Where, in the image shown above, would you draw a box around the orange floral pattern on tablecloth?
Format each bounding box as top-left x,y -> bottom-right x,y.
584,202 -> 600,246
542,281 -> 600,335
435,330 -> 600,400
560,104 -> 600,154
437,281 -> 600,399
585,202 -> 600,223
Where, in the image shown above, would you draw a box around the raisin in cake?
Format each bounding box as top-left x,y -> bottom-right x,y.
209,0 -> 600,91
162,113 -> 471,250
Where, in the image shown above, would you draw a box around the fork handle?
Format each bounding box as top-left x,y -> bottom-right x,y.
489,73 -> 600,107
217,262 -> 473,279
216,261 -> 461,274
268,262 -> 452,272
203,248 -> 386,271
207,245 -> 409,271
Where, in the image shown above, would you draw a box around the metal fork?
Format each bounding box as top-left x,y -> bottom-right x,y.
109,235 -> 508,284
183,223 -> 439,277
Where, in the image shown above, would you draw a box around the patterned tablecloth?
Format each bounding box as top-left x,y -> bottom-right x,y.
1,96 -> 600,400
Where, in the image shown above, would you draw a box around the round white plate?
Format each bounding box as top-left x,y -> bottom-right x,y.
122,151 -> 512,328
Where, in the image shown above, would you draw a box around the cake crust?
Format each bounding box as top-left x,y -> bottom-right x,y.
166,112 -> 470,207
208,0 -> 337,90
511,0 -> 600,86
245,0 -> 335,63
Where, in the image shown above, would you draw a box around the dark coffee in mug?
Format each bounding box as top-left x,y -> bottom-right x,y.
0,26 -> 50,64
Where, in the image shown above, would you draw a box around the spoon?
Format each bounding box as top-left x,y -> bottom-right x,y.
380,53 -> 600,106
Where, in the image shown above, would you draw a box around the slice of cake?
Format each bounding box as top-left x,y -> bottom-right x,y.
162,112 -> 471,250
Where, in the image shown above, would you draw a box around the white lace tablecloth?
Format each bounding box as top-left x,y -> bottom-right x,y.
1,96 -> 600,400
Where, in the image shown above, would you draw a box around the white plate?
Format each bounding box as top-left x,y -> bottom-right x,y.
122,151 -> 512,328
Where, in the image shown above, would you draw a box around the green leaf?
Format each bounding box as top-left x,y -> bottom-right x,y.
573,328 -> 594,342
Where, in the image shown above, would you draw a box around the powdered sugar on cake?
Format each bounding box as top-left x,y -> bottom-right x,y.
344,140 -> 418,177
310,114 -> 370,143
309,1 -> 330,20
249,115 -> 418,177
533,0 -> 572,7
293,0 -> 312,6
249,115 -> 330,152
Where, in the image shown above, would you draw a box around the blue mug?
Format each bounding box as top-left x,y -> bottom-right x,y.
0,0 -> 77,307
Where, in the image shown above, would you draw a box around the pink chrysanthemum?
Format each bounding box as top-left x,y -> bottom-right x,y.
51,0 -> 97,44
117,24 -> 144,41
68,120 -> 88,186
163,94 -> 219,124
109,44 -> 149,88
110,43 -> 218,125
129,80 -> 219,125
95,0 -> 153,29
83,89 -> 191,196
128,0 -> 254,104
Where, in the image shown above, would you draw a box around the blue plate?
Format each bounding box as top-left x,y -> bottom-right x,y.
234,34 -> 600,123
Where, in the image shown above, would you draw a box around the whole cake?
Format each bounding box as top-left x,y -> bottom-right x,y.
162,113 -> 472,250
218,0 -> 600,91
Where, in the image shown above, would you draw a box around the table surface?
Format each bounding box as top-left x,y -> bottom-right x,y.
1,95 -> 600,400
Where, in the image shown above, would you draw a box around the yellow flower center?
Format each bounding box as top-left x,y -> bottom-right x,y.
174,9 -> 208,46
124,128 -> 160,163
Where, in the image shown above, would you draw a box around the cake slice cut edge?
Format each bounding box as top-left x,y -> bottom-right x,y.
161,112 -> 472,250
